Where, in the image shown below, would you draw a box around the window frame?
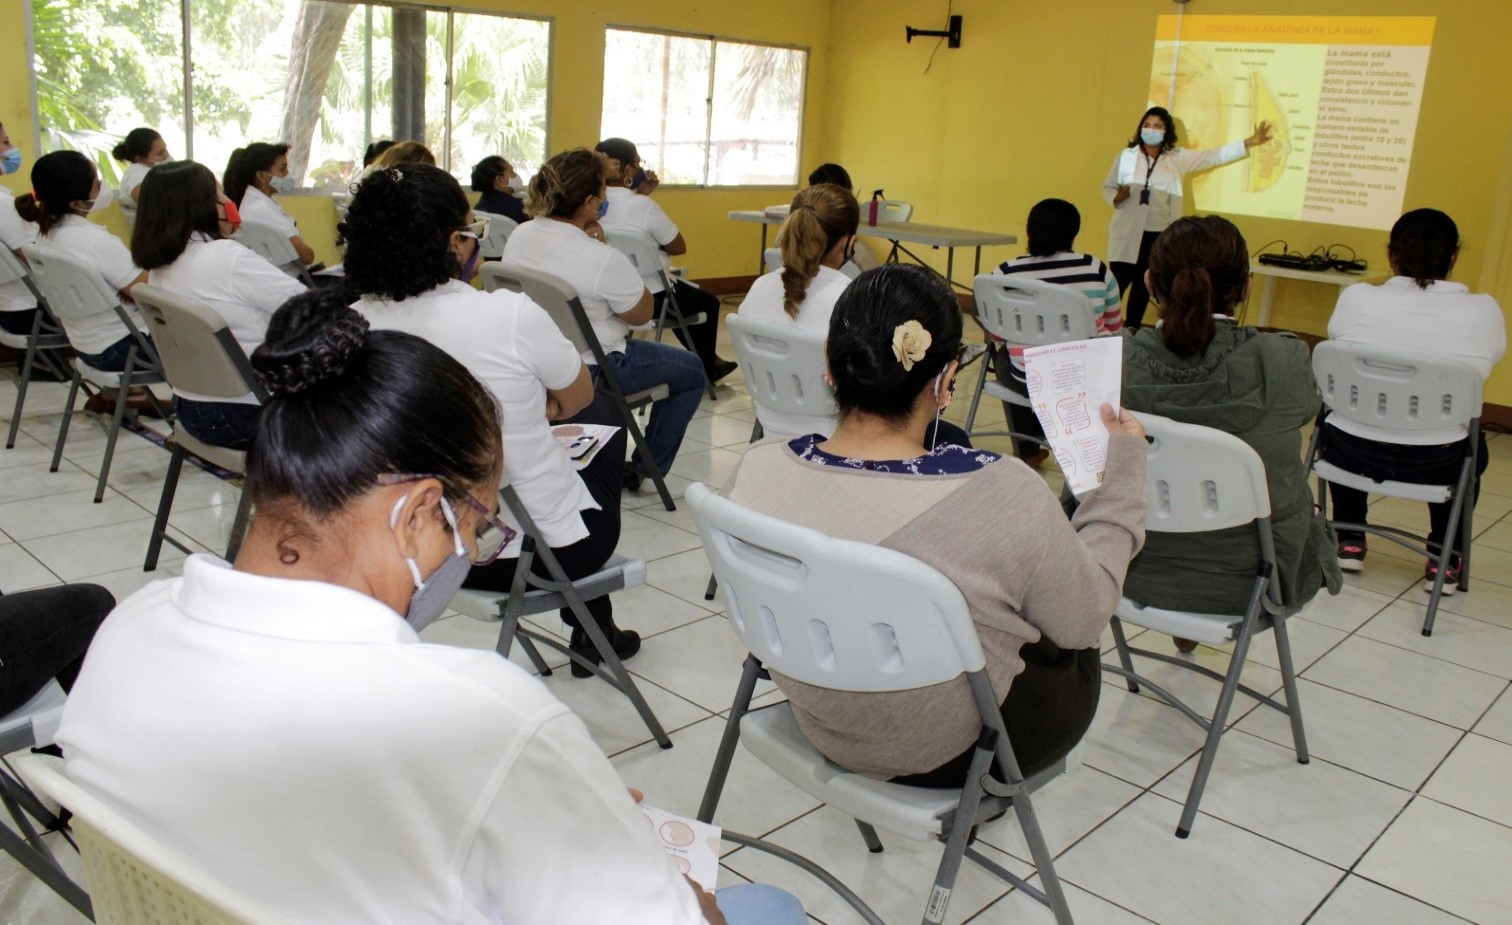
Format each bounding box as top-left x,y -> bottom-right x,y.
26,0 -> 554,176
602,24 -> 809,190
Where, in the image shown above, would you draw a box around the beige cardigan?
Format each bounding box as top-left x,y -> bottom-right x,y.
723,435 -> 1147,778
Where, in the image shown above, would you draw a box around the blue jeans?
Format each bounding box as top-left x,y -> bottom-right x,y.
600,339 -> 707,477
172,396 -> 261,451
715,884 -> 806,925
77,333 -> 150,374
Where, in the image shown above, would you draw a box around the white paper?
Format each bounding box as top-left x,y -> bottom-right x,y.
551,423 -> 621,470
637,804 -> 722,891
1021,337 -> 1123,496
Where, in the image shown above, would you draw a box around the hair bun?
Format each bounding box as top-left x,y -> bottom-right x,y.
251,289 -> 370,396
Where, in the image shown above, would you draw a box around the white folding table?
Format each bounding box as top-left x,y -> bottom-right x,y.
1248,261 -> 1386,327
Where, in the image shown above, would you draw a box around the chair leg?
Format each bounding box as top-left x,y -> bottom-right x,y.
622,399 -> 676,512
223,487 -> 254,562
698,656 -> 762,823
571,603 -> 672,748
918,742 -> 992,925
1109,616 -> 1140,694
5,341 -> 39,449
516,634 -> 554,676
704,573 -> 718,601
0,798 -> 92,918
1269,615 -> 1309,764
855,819 -> 884,854
49,370 -> 83,473
963,344 -> 992,434
1175,580 -> 1266,838
145,444 -> 186,571
91,375 -> 132,503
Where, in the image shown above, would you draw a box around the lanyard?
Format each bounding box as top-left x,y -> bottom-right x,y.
1141,148 -> 1162,191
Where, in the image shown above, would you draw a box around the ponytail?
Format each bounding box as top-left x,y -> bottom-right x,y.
1146,215 -> 1249,359
774,183 -> 860,318
1159,266 -> 1218,358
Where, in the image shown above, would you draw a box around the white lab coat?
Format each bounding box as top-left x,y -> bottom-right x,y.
1101,141 -> 1247,265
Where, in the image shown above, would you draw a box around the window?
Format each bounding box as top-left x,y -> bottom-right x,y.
31,0 -> 550,191
601,28 -> 806,187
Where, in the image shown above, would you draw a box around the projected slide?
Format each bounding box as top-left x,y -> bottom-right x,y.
1149,15 -> 1435,230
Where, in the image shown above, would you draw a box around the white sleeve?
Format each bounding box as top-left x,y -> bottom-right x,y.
515,296 -> 585,390
645,200 -> 680,247
595,249 -> 650,317
0,203 -> 36,250
1100,152 -> 1126,206
1474,296 -> 1507,367
466,710 -> 704,925
1174,141 -> 1248,174
93,234 -> 144,293
230,244 -> 309,316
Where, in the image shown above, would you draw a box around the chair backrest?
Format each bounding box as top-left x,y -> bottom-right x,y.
1313,341 -> 1483,436
726,313 -> 836,425
20,242 -> 121,323
232,219 -> 305,280
1138,412 -> 1271,533
687,482 -> 985,691
0,244 -> 43,302
605,229 -> 673,291
973,274 -> 1099,348
131,285 -> 266,402
874,199 -> 912,223
479,260 -> 593,357
764,247 -> 783,274
13,754 -> 285,925
472,210 -> 518,261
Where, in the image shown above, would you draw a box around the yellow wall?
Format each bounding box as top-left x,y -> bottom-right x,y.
826,0 -> 1512,403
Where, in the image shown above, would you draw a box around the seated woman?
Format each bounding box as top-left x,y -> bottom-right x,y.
15,151 -> 161,415
55,289 -> 796,924
223,142 -> 317,268
131,160 -> 306,449
470,155 -> 529,224
345,164 -> 640,675
1321,208 -> 1505,589
0,124 -> 42,348
723,264 -> 1148,783
1122,215 -> 1341,634
111,127 -> 169,203
505,148 -> 707,493
594,137 -> 734,382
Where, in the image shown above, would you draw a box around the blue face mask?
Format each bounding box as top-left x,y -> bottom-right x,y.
0,149 -> 21,175
1140,127 -> 1165,147
596,197 -> 609,220
269,174 -> 297,194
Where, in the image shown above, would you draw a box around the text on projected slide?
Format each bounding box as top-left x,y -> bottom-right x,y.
1150,15 -> 1434,230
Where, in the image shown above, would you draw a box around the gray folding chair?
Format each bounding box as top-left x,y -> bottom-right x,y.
22,243 -> 171,503
1305,342 -> 1483,636
689,482 -> 1076,925
1102,413 -> 1309,838
480,260 -> 676,511
233,218 -> 314,287
471,210 -> 518,261
963,273 -> 1099,444
15,753 -> 282,924
605,229 -> 717,400
449,484 -> 671,749
0,683 -> 93,918
0,247 -> 73,450
130,285 -> 261,571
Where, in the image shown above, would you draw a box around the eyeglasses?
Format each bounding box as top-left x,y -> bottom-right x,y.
464,219 -> 489,240
376,473 -> 517,566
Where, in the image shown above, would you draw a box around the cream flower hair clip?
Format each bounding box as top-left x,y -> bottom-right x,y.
892,320 -> 932,371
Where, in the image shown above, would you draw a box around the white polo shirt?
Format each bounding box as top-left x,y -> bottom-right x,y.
601,187 -> 678,293
44,215 -> 146,355
0,186 -> 38,311
738,265 -> 850,437
147,234 -> 306,404
238,186 -> 299,239
56,554 -> 703,925
1326,276 -> 1506,444
118,162 -> 151,199
502,218 -> 646,361
356,280 -> 597,553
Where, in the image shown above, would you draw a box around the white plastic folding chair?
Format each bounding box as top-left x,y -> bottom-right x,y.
472,210 -> 518,261
605,229 -> 718,400
131,285 -> 260,571
22,243 -> 172,503
448,484 -> 671,749
233,218 -> 314,287
14,753 -> 284,924
763,247 -> 862,280
963,273 -> 1099,445
726,313 -> 835,443
870,199 -> 918,263
480,260 -> 677,511
0,247 -> 73,450
1304,342 -> 1483,636
1103,413 -> 1309,838
689,482 -> 1076,925
0,683 -> 92,918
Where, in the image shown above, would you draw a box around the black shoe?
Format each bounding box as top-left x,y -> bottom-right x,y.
623,470 -> 644,494
569,625 -> 642,678
708,358 -> 738,383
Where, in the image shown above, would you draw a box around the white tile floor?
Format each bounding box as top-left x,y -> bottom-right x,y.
2,308 -> 1511,924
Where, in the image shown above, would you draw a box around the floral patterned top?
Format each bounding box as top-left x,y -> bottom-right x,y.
788,434 -> 1002,476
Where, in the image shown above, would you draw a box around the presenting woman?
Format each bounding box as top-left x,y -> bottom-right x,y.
55,289 -> 800,925
1102,106 -> 1272,329
723,264 -> 1147,783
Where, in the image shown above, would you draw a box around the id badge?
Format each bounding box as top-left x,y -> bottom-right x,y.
1139,188 -> 1151,205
